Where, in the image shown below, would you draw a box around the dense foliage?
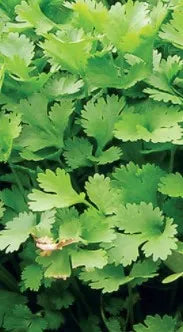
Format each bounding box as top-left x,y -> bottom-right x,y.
0,0 -> 183,330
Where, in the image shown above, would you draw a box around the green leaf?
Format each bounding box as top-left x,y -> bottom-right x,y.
103,233 -> 143,266
81,95 -> 125,150
162,272 -> 183,284
114,100 -> 183,143
32,209 -> 56,238
159,172 -> 183,198
0,212 -> 36,252
41,27 -> 93,74
112,162 -> 166,205
0,112 -> 21,162
21,264 -> 43,291
28,168 -> 85,211
133,314 -> 177,332
57,207 -> 82,242
115,202 -> 177,261
80,208 -> 116,243
85,173 -> 121,214
90,146 -> 122,165
160,6 -> 183,49
144,52 -> 183,104
79,264 -> 134,293
3,304 -> 48,332
0,290 -> 26,327
0,32 -> 34,80
63,137 -> 93,170
15,0 -> 56,34
71,248 -> 107,269
44,73 -> 83,98
16,94 -> 73,160
36,249 -> 71,279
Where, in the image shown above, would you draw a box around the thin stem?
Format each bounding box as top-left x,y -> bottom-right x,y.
0,264 -> 19,291
169,146 -> 176,173
8,163 -> 27,203
127,284 -> 134,328
100,294 -> 109,331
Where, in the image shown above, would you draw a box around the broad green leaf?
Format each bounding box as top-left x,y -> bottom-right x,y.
36,249 -> 71,279
112,162 -> 166,205
79,264 -> 134,293
81,95 -> 125,150
114,100 -> 183,143
0,212 -> 36,252
115,202 -> 177,261
28,168 -> 85,211
85,174 -> 121,214
133,314 -> 177,332
71,248 -> 107,269
159,172 -> 183,198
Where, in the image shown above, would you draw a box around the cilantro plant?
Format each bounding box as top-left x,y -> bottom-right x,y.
1,0 -> 183,331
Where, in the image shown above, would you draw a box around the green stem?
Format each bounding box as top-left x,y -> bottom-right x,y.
100,294 -> 109,331
169,146 -> 176,173
8,163 -> 27,203
127,284 -> 134,328
0,264 -> 18,291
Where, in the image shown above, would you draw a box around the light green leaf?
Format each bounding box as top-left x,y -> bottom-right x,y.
28,168 -> 85,211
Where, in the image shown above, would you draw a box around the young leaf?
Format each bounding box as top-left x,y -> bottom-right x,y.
0,212 -> 36,252
28,168 -> 85,211
0,32 -> 34,80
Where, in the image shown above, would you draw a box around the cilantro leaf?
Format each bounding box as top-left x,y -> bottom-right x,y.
71,248 -> 108,269
85,174 -> 121,214
0,32 -> 34,80
80,208 -> 116,243
15,0 -> 56,34
63,137 -> 93,170
16,94 -> 73,160
44,73 -> 84,98
114,100 -> 183,143
79,264 -> 134,293
0,112 -> 21,162
57,207 -> 82,242
41,27 -> 93,74
28,168 -> 85,211
159,172 -> 183,198
112,162 -> 165,205
3,304 -> 48,332
0,290 -> 26,327
21,264 -> 43,291
36,249 -> 71,279
0,212 -> 36,252
144,52 -> 183,104
133,314 -> 177,332
81,95 -> 125,151
160,6 -> 183,49
115,202 -> 177,261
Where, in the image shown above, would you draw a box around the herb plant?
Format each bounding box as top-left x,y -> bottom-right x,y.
0,0 -> 183,331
